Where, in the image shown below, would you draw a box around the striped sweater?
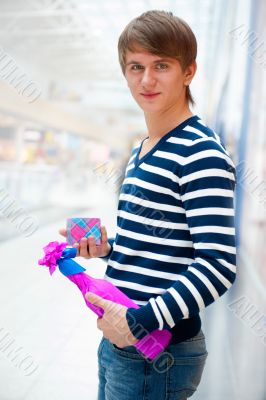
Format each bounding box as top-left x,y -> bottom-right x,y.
102,114 -> 237,342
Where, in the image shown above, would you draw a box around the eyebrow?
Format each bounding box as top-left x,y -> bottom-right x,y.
125,58 -> 172,66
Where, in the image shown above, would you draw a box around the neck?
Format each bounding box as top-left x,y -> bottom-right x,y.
143,100 -> 194,142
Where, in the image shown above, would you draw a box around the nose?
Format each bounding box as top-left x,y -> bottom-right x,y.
140,67 -> 156,87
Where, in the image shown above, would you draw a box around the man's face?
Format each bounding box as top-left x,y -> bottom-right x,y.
124,48 -> 191,114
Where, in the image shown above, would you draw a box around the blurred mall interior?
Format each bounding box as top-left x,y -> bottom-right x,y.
0,0 -> 265,399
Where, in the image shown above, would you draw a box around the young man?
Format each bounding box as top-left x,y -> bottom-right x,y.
61,10 -> 237,400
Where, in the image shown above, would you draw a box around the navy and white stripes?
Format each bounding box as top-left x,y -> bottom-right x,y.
103,115 -> 237,338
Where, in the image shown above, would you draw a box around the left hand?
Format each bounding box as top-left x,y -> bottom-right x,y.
85,292 -> 138,348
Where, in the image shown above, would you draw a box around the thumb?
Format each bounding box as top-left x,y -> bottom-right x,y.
86,292 -> 112,310
59,228 -> 67,237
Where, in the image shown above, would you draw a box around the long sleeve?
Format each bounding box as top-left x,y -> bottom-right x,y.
126,138 -> 237,339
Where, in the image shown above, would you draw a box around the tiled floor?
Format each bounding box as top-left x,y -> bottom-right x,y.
0,183 -> 265,400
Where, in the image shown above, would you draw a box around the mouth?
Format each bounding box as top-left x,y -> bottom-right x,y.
141,92 -> 161,99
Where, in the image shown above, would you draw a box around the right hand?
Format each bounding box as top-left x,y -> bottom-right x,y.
58,225 -> 111,259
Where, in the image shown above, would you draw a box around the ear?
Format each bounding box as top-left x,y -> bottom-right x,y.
184,60 -> 197,86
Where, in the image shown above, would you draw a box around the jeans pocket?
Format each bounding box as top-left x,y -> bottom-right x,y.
109,341 -> 146,361
166,351 -> 208,399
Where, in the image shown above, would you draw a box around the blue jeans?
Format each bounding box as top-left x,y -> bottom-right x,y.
97,329 -> 208,400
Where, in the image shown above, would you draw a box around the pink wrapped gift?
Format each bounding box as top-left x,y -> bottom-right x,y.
38,241 -> 172,360
66,217 -> 101,245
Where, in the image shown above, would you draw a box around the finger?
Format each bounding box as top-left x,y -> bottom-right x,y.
59,228 -> 67,237
79,237 -> 90,258
73,242 -> 80,256
87,235 -> 97,257
86,292 -> 112,310
100,225 -> 108,245
97,317 -> 103,330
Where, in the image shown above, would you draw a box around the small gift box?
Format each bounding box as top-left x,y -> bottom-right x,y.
66,217 -> 101,246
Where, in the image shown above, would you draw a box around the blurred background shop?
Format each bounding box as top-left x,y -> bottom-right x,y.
0,0 -> 265,399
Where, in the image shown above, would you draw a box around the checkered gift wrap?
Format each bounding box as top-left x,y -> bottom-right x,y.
66,218 -> 101,246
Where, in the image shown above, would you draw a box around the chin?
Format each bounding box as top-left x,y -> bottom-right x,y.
137,102 -> 163,113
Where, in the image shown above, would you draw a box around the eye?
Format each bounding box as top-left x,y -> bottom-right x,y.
156,63 -> 168,70
130,64 -> 143,70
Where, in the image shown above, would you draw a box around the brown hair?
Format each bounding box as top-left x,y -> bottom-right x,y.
118,10 -> 197,106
